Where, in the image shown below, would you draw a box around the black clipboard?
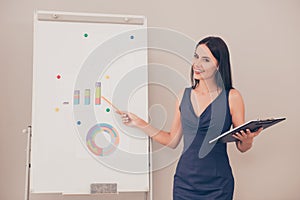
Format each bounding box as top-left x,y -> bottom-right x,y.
209,117 -> 286,143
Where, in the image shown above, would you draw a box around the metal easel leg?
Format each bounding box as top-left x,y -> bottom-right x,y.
23,126 -> 32,200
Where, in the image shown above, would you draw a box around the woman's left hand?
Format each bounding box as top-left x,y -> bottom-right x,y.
232,127 -> 264,145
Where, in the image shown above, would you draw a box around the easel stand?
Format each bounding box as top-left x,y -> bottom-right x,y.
23,126 -> 32,200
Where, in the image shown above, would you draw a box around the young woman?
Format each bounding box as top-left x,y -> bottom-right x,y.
118,36 -> 263,200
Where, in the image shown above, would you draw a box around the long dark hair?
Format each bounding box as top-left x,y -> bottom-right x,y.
191,36 -> 233,90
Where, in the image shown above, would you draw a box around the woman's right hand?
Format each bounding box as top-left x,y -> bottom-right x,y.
118,111 -> 145,127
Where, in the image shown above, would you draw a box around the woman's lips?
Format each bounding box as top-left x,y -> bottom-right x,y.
194,69 -> 205,74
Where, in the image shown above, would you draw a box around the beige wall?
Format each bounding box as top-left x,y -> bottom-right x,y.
1,0 -> 300,199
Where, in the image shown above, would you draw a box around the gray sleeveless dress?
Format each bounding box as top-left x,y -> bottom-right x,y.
173,87 -> 234,200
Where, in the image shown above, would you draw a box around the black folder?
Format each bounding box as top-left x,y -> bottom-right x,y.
209,117 -> 286,143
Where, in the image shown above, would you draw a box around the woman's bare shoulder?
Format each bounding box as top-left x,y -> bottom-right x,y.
229,88 -> 243,101
228,88 -> 244,111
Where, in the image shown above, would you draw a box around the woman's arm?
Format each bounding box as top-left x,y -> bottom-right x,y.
119,91 -> 184,149
229,89 -> 263,153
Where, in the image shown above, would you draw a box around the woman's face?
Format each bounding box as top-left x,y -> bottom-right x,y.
192,44 -> 218,80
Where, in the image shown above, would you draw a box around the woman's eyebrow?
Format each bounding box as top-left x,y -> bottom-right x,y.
201,56 -> 211,60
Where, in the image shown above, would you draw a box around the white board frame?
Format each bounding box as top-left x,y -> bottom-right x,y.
30,10 -> 151,196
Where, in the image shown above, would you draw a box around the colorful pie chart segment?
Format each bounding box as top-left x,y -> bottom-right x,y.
86,123 -> 119,156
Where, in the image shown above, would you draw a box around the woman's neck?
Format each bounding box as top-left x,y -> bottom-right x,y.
194,78 -> 220,95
